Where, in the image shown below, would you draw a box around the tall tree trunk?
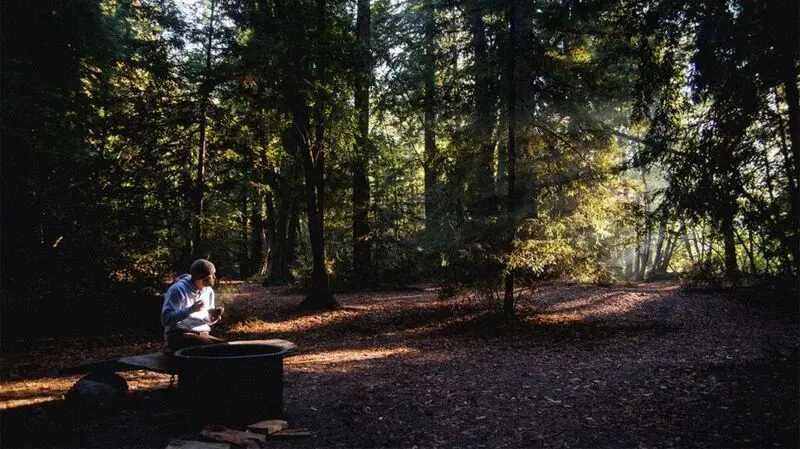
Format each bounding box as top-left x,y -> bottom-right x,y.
660,231 -> 678,273
182,140 -> 195,266
503,0 -> 518,319
239,178 -> 249,278
265,157 -> 294,285
650,218 -> 667,276
470,7 -> 496,208
682,220 -> 695,263
625,246 -> 634,278
193,0 -> 216,257
783,58 -> 800,278
639,235 -> 651,280
637,170 -> 651,281
721,203 -> 739,278
777,0 -> 800,279
255,191 -> 269,276
422,0 -> 439,234
737,228 -> 758,275
298,0 -> 338,310
352,0 -> 372,287
718,137 -> 739,278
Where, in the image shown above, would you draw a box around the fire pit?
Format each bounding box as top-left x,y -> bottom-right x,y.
173,339 -> 296,424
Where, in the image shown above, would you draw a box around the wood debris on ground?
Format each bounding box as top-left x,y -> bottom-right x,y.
165,439 -> 230,449
247,419 -> 289,435
199,425 -> 267,449
195,420 -> 311,448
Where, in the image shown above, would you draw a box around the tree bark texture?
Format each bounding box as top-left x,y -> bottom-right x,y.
297,0 -> 338,310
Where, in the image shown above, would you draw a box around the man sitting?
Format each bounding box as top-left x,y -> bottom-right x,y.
161,259 -> 225,351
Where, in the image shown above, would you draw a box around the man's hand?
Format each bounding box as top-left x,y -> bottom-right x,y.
188,300 -> 205,313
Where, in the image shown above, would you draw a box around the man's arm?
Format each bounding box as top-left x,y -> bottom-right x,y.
161,288 -> 192,327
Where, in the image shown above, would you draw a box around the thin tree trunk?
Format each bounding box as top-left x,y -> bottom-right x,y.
638,233 -> 651,281
183,140 -> 195,266
470,7 -> 496,207
257,191 -> 271,276
638,170 -> 651,280
240,175 -> 249,278
503,0 -> 518,319
352,0 -> 372,287
721,205 -> 739,278
661,231 -> 678,273
193,0 -> 216,257
681,220 -> 695,263
651,218 -> 667,276
423,0 -> 438,234
737,228 -> 758,275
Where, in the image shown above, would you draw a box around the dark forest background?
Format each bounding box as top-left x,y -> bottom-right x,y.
2,0 -> 798,325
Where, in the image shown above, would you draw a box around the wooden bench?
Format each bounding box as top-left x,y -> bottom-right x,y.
61,351 -> 180,375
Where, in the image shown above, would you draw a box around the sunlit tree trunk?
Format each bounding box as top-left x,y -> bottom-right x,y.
660,230 -> 678,273
650,218 -> 667,277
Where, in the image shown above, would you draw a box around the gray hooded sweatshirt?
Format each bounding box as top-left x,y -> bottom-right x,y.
161,274 -> 215,339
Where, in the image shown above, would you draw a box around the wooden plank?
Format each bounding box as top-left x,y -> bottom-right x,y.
61,352 -> 178,376
200,425 -> 266,448
118,352 -> 179,374
165,439 -> 230,449
246,419 -> 288,435
271,428 -> 312,439
60,359 -> 137,375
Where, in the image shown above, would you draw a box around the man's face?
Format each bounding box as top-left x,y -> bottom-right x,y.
202,273 -> 216,287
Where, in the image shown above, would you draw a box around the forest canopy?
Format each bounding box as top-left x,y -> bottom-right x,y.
2,0 -> 798,313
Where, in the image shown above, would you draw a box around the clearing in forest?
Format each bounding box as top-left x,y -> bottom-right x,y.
1,282 -> 797,448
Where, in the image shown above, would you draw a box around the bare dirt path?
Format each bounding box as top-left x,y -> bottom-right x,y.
1,282 -> 797,448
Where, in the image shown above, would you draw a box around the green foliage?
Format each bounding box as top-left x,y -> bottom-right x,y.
3,0 -> 796,308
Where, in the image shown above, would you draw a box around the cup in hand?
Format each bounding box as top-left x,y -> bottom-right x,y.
208,307 -> 224,321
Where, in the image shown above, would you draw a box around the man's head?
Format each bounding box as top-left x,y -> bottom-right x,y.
190,259 -> 216,286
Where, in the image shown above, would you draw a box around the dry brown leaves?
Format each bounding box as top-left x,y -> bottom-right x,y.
1,282 -> 797,448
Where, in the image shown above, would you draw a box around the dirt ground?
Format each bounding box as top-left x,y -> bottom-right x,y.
1,282 -> 798,449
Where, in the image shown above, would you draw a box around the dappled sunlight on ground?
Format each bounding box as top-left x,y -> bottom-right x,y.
0,370 -> 173,411
1,282 -> 797,449
529,289 -> 665,324
0,376 -> 78,410
287,347 -> 417,373
122,370 -> 174,390
227,307 -> 365,335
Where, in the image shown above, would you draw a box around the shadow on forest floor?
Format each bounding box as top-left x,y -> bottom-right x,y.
1,281 -> 797,449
